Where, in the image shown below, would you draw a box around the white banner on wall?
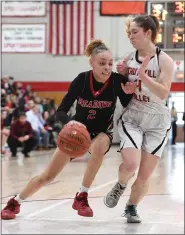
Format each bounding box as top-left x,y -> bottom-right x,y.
2,24 -> 46,53
2,1 -> 46,16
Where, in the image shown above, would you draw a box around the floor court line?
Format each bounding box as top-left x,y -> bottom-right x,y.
2,192 -> 173,202
22,217 -> 184,226
9,179 -> 117,224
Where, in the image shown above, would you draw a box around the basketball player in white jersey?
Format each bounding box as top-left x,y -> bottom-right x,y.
104,14 -> 174,223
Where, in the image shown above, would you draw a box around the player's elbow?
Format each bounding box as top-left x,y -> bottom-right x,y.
159,93 -> 168,100
159,90 -> 169,100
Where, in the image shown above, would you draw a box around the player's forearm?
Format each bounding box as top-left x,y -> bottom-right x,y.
141,75 -> 169,100
56,110 -> 71,124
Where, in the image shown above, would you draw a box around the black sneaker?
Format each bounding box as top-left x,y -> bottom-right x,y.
122,204 -> 141,223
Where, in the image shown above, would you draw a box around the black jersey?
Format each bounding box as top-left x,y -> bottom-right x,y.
56,70 -> 132,133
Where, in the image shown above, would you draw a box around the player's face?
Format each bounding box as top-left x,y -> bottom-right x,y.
129,22 -> 151,50
91,51 -> 113,82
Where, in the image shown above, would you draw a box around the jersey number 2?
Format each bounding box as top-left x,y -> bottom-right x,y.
87,110 -> 96,120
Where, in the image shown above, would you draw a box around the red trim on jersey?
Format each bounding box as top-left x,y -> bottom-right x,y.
89,71 -> 110,98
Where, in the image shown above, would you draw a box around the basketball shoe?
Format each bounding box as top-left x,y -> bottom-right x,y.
1,196 -> 20,220
72,192 -> 93,217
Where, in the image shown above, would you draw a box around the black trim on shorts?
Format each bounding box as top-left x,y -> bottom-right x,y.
120,140 -> 126,151
89,131 -> 113,155
122,121 -> 138,149
151,127 -> 171,155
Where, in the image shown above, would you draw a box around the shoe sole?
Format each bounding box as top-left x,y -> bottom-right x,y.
127,219 -> 141,223
1,214 -> 16,220
78,211 -> 93,217
73,204 -> 93,217
125,215 -> 142,223
72,204 -> 77,210
1,216 -> 16,220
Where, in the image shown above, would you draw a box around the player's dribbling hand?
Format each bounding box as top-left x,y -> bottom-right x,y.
121,81 -> 137,94
116,58 -> 128,75
67,120 -> 86,129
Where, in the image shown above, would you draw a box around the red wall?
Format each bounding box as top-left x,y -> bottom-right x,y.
17,81 -> 185,92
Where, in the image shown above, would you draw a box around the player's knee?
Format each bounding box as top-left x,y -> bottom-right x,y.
121,160 -> 138,173
91,136 -> 109,156
121,151 -> 140,173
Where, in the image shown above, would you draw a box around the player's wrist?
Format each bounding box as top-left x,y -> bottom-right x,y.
140,74 -> 150,84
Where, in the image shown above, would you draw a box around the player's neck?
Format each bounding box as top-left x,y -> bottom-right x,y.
138,42 -> 156,58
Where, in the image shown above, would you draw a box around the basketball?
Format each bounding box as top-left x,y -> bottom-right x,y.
57,124 -> 91,158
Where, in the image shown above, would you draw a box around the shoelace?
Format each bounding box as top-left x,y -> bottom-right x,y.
122,205 -> 138,217
110,188 -> 123,199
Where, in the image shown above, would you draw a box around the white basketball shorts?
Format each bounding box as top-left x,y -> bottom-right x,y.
118,108 -> 171,157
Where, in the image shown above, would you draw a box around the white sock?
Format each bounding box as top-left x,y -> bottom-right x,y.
80,185 -> 89,193
15,194 -> 23,204
127,200 -> 137,206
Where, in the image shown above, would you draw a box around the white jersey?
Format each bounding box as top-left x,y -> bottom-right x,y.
126,47 -> 169,115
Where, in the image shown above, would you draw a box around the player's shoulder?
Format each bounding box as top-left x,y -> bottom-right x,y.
73,70 -> 91,82
159,50 -> 173,64
124,51 -> 136,61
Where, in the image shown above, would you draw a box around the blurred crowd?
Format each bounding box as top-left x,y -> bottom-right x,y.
1,75 -> 63,158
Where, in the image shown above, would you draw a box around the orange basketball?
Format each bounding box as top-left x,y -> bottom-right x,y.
57,124 -> 91,158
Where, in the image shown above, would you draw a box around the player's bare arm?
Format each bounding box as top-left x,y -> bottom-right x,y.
138,53 -> 174,100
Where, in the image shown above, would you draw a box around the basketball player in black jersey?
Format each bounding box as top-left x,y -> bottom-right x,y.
1,39 -> 137,220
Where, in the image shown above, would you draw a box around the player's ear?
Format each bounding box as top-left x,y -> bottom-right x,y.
89,58 -> 93,67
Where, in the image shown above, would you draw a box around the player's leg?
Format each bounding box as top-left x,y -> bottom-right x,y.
104,119 -> 142,209
82,132 -> 111,188
1,147 -> 70,220
72,132 -> 111,217
123,125 -> 171,223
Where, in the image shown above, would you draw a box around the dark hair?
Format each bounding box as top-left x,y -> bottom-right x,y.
132,15 -> 160,43
18,112 -> 26,118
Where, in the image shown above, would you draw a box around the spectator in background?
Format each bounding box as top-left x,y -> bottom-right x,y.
7,112 -> 36,158
25,100 -> 35,112
35,96 -> 44,114
171,101 -> 178,145
42,98 -> 53,112
47,108 -> 62,134
22,85 -> 32,104
1,76 -> 14,95
11,95 -> 26,122
1,88 -> 7,108
26,104 -> 49,150
50,99 -> 56,110
43,111 -> 56,147
183,112 -> 185,133
1,110 -> 11,155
